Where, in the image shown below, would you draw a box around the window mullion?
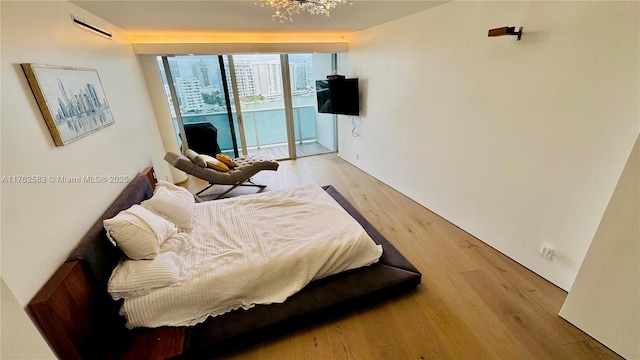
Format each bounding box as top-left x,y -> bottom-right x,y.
161,56 -> 189,153
280,54 -> 296,160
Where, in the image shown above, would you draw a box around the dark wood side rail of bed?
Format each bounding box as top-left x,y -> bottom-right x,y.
27,167 -> 421,359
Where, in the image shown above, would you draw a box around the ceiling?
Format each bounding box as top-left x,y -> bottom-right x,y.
69,0 -> 447,34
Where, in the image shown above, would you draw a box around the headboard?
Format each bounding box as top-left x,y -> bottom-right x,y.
27,168 -> 186,359
67,170 -> 154,294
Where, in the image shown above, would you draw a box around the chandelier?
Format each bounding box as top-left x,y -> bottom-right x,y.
256,0 -> 353,23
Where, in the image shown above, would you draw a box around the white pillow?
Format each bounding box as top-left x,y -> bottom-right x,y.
184,149 -> 206,168
141,180 -> 195,231
103,205 -> 177,260
108,251 -> 186,300
159,232 -> 191,256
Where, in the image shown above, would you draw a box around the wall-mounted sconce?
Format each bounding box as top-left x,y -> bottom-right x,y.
488,26 -> 523,41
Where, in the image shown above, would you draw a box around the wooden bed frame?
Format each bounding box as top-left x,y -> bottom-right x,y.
28,167 -> 422,359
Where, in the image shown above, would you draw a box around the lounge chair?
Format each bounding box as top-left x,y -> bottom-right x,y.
164,151 -> 279,200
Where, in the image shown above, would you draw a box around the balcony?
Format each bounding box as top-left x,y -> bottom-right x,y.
178,105 -> 335,160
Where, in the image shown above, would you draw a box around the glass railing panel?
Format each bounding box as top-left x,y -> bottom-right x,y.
254,108 -> 288,147
293,106 -> 318,142
178,105 -> 327,157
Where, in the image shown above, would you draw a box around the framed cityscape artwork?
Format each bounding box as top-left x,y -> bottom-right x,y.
21,64 -> 115,146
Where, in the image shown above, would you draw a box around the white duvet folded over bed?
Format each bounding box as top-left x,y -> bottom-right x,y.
114,184 -> 383,328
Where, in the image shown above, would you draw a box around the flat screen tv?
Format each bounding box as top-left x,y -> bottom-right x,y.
316,78 -> 359,116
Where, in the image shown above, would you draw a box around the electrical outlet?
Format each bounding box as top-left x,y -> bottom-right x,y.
540,244 -> 554,261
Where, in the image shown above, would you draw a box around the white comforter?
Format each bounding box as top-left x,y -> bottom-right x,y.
117,184 -> 383,328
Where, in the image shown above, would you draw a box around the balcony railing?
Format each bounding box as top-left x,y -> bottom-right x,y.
178,105 -> 317,153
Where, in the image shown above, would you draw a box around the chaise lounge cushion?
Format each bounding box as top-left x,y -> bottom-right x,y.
165,151 -> 279,186
184,149 -> 231,171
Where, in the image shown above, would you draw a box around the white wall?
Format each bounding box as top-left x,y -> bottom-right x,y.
1,278 -> 55,359
342,1 -> 639,291
1,1 -> 169,356
138,55 -> 186,183
560,135 -> 639,359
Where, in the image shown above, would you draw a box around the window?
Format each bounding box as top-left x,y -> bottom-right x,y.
158,53 -> 337,160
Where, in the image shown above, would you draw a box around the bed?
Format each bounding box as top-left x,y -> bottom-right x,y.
28,168 -> 422,359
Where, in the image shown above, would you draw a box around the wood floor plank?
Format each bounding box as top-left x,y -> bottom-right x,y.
562,339 -> 624,360
460,269 -> 580,359
325,323 -> 371,360
178,153 -> 622,360
275,310 -> 376,360
357,300 -> 407,350
371,343 -> 412,360
291,325 -> 336,360
455,238 -> 592,345
389,289 -> 463,359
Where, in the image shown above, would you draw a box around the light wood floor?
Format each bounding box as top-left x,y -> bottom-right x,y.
181,153 -> 622,360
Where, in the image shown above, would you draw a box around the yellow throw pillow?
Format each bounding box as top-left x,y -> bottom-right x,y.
199,155 -> 230,172
216,153 -> 237,168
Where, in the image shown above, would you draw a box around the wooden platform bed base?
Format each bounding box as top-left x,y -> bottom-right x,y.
28,168 -> 422,359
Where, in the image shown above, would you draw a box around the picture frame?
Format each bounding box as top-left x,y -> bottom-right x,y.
22,63 -> 115,146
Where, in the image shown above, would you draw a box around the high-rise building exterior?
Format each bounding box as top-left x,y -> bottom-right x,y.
212,66 -> 223,91
290,62 -> 313,91
253,61 -> 283,99
168,58 -> 180,78
162,55 -> 315,111
191,60 -> 211,87
163,84 -> 177,117
175,78 -> 205,113
305,62 -> 313,88
233,58 -> 256,98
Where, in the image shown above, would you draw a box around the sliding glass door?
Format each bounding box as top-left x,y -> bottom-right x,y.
159,55 -> 239,157
230,54 -> 290,159
158,53 -> 337,161
297,53 -> 336,157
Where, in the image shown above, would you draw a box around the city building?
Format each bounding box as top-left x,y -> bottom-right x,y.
290,61 -> 313,91
232,58 -> 257,99
191,60 -> 211,87
252,61 -> 284,100
175,77 -> 205,113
